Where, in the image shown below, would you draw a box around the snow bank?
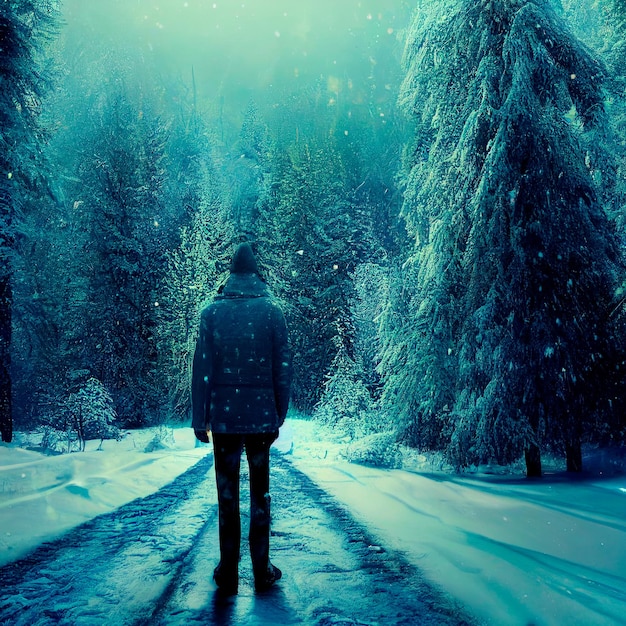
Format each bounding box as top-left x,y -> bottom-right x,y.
0,427 -> 209,568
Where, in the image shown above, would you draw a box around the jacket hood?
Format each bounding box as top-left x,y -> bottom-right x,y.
218,273 -> 269,299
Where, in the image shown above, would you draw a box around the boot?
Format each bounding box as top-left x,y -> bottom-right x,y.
254,562 -> 282,592
213,562 -> 238,596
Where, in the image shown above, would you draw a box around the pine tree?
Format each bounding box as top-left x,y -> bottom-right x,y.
393,0 -> 623,474
166,87 -> 221,229
227,101 -> 270,234
154,99 -> 234,421
157,200 -> 235,420
351,262 -> 388,397
256,137 -> 378,410
0,1 -> 57,442
77,92 -> 171,426
314,332 -> 376,440
12,196 -> 92,430
69,377 -> 118,452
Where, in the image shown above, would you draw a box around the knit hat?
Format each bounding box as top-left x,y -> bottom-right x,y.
230,242 -> 259,275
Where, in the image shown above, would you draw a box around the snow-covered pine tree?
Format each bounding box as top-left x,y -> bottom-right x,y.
377,257 -> 458,452
256,131 -> 386,412
12,195 -> 93,431
79,92 -> 171,427
150,94 -> 232,422
352,262 -> 388,397
70,377 -> 118,452
226,101 -> 271,235
0,1 -> 57,442
157,199 -> 234,421
314,331 -> 376,440
395,0 -> 623,475
603,0 -> 626,446
313,265 -> 388,440
256,139 -> 362,410
555,1 -> 626,449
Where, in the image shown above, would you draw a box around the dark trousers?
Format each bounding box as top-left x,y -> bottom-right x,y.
212,432 -> 277,581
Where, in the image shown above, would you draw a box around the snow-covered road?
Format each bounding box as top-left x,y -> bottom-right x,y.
1,421 -> 624,625
0,451 -> 471,625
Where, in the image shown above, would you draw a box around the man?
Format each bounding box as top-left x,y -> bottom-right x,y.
192,242 -> 292,595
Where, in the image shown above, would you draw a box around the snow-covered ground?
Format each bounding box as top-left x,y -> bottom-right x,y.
276,421 -> 626,626
1,419 -> 625,625
0,427 -> 207,568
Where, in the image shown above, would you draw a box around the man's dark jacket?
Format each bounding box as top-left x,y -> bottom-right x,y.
191,267 -> 292,435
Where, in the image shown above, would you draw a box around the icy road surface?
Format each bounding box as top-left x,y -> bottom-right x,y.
0,452 -> 472,626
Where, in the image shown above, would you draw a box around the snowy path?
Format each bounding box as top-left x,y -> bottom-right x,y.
0,452 -> 473,626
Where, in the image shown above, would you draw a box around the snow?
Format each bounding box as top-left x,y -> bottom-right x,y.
0,427 -> 207,568
275,420 -> 626,626
1,420 -> 625,625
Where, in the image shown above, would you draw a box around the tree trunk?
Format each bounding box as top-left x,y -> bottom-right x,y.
525,444 -> 542,477
566,439 -> 583,472
0,180 -> 13,443
0,266 -> 12,444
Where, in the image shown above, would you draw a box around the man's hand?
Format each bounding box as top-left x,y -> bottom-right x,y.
194,429 -> 210,444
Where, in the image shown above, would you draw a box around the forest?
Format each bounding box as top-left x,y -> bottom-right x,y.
1,0 -> 626,477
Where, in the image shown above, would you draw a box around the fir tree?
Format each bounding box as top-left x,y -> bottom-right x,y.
351,262 -> 388,397
229,101 -> 270,234
157,200 -> 235,420
69,377 -> 119,452
12,197 -> 92,431
314,332 -> 376,440
0,1 -> 57,442
393,0 -> 623,475
256,137 -> 379,410
78,92 -> 171,426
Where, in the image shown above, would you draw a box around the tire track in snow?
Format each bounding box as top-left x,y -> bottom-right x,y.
150,452 -> 477,625
0,454 -> 215,625
269,454 -> 477,626
0,450 -> 476,626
